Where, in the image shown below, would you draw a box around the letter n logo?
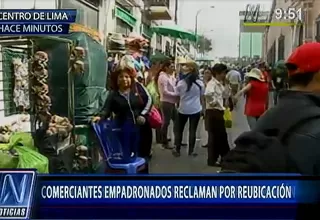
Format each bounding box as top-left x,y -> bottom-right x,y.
244,4 -> 260,23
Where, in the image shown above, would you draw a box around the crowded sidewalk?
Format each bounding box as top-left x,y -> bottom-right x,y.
150,93 -> 271,173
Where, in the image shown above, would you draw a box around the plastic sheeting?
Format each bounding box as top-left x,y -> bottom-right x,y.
37,33 -> 108,124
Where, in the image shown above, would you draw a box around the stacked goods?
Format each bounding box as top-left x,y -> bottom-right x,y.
43,32 -> 107,124
30,51 -> 51,121
12,57 -> 30,110
46,115 -> 73,139
0,125 -> 13,143
70,46 -> 85,74
73,145 -> 89,172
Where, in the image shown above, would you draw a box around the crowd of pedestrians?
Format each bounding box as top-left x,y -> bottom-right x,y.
99,41 -> 320,175
141,56 -> 272,168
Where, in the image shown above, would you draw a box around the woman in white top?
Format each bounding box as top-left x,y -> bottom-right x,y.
173,61 -> 205,157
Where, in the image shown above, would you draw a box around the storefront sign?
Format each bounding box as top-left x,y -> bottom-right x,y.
115,6 -> 136,27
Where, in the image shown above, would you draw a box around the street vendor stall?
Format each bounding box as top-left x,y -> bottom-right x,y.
0,36 -> 76,173
0,31 -> 109,174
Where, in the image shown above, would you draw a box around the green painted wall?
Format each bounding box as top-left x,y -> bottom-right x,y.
239,33 -> 263,58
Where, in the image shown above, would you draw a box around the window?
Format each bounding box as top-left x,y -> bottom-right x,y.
59,0 -> 99,30
156,35 -> 162,44
116,19 -> 132,36
165,41 -> 171,56
115,3 -> 134,36
85,0 -> 100,7
115,2 -> 133,14
156,35 -> 162,50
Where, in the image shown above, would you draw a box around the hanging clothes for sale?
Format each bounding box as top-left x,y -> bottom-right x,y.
13,57 -> 30,110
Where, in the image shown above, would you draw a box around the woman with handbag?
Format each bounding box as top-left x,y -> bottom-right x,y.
93,63 -> 153,159
146,61 -> 163,144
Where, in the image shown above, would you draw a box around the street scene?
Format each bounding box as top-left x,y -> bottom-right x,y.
149,93 -> 273,174
0,0 -> 318,176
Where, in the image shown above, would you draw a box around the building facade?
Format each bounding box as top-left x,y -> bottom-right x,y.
238,6 -> 269,59
265,0 -> 320,64
0,0 -> 193,124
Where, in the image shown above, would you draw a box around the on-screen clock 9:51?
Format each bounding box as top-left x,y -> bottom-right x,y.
274,8 -> 302,21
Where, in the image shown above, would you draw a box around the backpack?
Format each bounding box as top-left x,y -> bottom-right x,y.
221,107 -> 320,173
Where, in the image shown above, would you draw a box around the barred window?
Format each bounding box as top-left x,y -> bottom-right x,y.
0,48 -> 26,116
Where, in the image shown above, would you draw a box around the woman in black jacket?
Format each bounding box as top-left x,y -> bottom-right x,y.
94,65 -> 153,158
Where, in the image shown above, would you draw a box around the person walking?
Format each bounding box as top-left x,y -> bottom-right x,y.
226,69 -> 242,96
172,60 -> 204,157
157,59 -> 177,149
233,68 -> 269,130
205,64 -> 230,166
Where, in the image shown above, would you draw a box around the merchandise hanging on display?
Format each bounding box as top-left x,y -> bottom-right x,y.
13,57 -> 30,111
30,51 -> 51,121
0,36 -> 76,174
122,32 -> 151,82
107,33 -> 126,54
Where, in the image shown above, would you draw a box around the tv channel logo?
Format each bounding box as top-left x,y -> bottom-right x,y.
0,170 -> 36,219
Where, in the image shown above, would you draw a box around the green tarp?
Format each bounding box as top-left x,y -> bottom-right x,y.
36,33 -> 108,124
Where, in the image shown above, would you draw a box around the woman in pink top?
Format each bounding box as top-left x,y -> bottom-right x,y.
157,60 -> 177,149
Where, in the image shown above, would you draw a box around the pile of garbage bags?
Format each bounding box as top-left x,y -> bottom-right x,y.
0,132 -> 49,173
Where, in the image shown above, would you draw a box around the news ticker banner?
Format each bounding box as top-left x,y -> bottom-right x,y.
0,10 -> 76,35
1,170 -> 320,219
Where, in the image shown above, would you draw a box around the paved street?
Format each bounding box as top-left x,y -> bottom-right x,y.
149,92 -> 274,173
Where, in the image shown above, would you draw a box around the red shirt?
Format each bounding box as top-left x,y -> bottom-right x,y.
244,80 -> 269,117
262,71 -> 269,82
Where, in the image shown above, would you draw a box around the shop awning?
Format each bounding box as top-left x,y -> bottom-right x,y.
151,25 -> 196,42
115,6 -> 137,27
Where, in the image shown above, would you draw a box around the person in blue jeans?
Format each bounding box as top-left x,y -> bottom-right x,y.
173,61 -> 204,157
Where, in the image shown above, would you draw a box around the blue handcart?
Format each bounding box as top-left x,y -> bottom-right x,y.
92,119 -> 146,174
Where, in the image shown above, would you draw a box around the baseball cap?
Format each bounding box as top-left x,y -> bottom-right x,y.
286,42 -> 320,76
